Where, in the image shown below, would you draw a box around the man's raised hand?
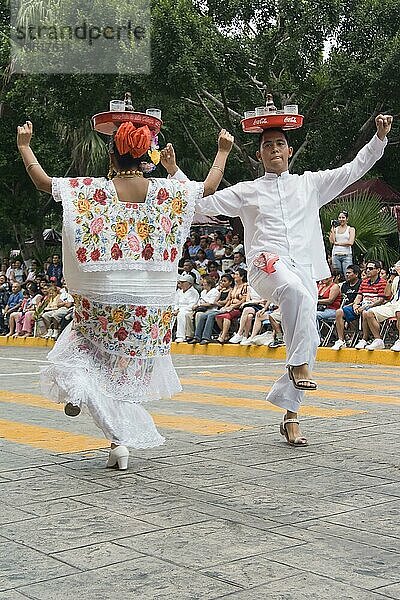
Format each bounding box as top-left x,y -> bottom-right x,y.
375,114 -> 393,141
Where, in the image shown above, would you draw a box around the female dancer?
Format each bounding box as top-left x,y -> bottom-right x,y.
17,116 -> 233,469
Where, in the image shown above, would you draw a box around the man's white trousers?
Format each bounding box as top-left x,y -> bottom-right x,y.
249,257 -> 320,413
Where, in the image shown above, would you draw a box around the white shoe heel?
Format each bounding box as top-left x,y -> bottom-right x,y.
106,446 -> 129,470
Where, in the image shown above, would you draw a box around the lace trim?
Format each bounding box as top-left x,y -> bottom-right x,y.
69,260 -> 181,273
52,178 -> 63,203
68,289 -> 175,306
42,324 -> 181,404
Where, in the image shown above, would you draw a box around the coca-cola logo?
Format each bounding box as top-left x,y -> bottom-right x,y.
283,116 -> 298,123
253,117 -> 270,125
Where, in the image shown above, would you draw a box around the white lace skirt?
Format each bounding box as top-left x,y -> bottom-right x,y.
41,323 -> 181,448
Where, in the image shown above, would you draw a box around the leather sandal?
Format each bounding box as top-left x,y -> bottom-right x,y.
280,418 -> 308,446
287,366 -> 317,391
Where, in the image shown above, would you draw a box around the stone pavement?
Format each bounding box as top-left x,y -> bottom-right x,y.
0,347 -> 399,599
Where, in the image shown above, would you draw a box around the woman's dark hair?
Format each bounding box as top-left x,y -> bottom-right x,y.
109,138 -> 141,171
26,281 -> 39,295
235,268 -> 248,282
190,232 -> 200,244
196,249 -> 206,259
208,261 -> 219,270
221,273 -> 233,285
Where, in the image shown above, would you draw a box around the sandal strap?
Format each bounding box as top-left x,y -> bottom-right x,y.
283,418 -> 299,425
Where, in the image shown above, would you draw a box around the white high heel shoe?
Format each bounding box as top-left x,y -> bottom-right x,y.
106,445 -> 129,470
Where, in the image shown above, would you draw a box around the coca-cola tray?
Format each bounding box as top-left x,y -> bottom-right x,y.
92,111 -> 162,135
241,114 -> 303,133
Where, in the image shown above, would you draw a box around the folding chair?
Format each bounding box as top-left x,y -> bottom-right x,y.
381,317 -> 398,347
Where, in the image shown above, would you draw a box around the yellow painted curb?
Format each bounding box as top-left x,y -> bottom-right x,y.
170,341 -> 400,367
0,336 -> 54,348
1,336 -> 399,366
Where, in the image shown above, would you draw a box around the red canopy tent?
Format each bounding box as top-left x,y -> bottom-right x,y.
339,178 -> 400,205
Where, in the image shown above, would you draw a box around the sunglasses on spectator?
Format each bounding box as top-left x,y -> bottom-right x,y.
366,266 -> 377,270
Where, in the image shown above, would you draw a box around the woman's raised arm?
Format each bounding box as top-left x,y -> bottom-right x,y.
17,121 -> 52,194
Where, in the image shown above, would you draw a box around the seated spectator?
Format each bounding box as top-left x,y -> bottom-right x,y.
241,303 -> 274,346
8,282 -> 42,338
9,259 -> 26,285
3,282 -> 23,333
180,259 -> 201,288
212,236 -> 226,262
189,273 -> 233,344
207,260 -> 223,281
215,268 -> 248,343
268,309 -> 285,348
229,287 -> 264,344
230,252 -> 247,273
188,232 -> 201,259
363,260 -> 400,350
174,273 -> 200,342
380,266 -> 388,280
340,265 -> 362,307
199,236 -> 215,261
187,275 -> 220,342
221,245 -> 235,272
35,280 -> 72,339
316,272 -> 342,338
333,260 -> 387,350
46,254 -> 63,286
5,261 -> 15,284
0,275 -> 10,334
24,259 -> 41,284
231,233 -> 244,255
195,249 -> 209,276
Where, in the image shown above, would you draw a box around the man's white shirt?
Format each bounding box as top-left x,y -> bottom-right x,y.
173,134 -> 386,281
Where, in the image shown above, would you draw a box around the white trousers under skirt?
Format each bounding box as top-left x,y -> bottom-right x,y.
249,258 -> 319,413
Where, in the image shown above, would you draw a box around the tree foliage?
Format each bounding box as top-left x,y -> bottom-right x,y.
0,0 -> 399,256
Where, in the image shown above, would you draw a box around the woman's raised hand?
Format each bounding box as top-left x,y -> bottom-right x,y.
17,121 -> 33,148
160,143 -> 177,175
218,129 -> 234,153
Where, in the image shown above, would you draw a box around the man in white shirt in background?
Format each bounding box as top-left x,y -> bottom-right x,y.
162,114 -> 392,446
174,273 -> 200,342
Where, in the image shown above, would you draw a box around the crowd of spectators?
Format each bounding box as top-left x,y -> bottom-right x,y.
174,226 -> 400,352
2,223 -> 400,353
0,254 -> 74,339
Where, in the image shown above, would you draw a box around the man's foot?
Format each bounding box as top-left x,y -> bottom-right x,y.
390,339 -> 400,352
355,339 -> 368,350
332,339 -> 346,350
365,338 -> 385,350
200,338 -> 210,345
287,364 -> 317,391
174,338 -> 184,343
187,337 -> 200,344
280,416 -> 308,446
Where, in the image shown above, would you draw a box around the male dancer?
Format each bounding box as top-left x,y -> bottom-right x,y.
162,114 -> 392,445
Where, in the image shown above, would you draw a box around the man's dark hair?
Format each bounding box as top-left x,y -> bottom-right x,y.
347,264 -> 361,276
367,260 -> 382,269
258,128 -> 290,148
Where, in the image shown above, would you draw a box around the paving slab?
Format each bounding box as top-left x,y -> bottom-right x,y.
0,346 -> 399,598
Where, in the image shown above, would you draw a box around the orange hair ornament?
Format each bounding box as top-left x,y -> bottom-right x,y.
114,122 -> 152,158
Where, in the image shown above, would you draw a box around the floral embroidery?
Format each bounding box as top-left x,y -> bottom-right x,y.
73,295 -> 175,358
63,177 -> 197,269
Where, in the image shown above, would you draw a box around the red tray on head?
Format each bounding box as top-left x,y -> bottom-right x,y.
92,111 -> 163,135
241,114 -> 303,133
